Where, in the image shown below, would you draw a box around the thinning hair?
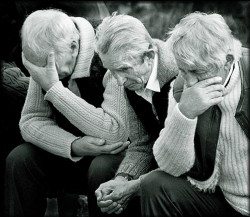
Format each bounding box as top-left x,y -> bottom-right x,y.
21,9 -> 80,66
167,11 -> 242,71
95,13 -> 156,60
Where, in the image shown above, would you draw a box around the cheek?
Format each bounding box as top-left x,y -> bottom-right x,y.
199,71 -> 217,81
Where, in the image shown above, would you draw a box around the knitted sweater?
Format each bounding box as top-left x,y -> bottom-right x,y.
116,39 -> 178,178
19,17 -> 129,162
153,61 -> 249,215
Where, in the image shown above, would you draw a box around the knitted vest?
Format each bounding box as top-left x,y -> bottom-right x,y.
47,53 -> 106,136
126,76 -> 175,140
173,47 -> 249,181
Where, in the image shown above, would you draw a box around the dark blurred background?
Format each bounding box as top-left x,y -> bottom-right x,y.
105,1 -> 250,48
1,1 -> 249,66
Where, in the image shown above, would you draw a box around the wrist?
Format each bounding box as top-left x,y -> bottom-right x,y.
129,179 -> 141,197
115,173 -> 133,181
178,103 -> 196,119
71,137 -> 81,157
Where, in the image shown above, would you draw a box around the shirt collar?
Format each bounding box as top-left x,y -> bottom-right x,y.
145,53 -> 160,92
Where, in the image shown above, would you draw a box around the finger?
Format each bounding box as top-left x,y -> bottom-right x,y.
107,203 -> 122,214
209,96 -> 224,106
102,191 -> 119,201
95,189 -> 103,201
98,199 -> 113,208
115,207 -> 124,214
88,137 -> 105,146
207,91 -> 223,99
101,201 -> 119,213
102,142 -> 123,153
47,52 -> 56,69
198,76 -> 222,87
110,144 -> 128,154
205,84 -> 224,93
21,52 -> 35,71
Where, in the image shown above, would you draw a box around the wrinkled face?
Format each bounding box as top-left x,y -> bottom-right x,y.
176,59 -> 227,88
56,51 -> 77,80
100,49 -> 152,91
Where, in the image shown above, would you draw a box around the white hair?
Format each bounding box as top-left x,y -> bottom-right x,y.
167,11 -> 242,71
21,9 -> 80,66
95,13 -> 156,60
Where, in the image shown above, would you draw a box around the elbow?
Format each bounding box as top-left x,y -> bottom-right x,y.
153,146 -> 195,177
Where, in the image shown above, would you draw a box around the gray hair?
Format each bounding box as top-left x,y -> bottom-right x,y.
21,9 -> 80,66
95,13 -> 156,59
167,11 -> 242,71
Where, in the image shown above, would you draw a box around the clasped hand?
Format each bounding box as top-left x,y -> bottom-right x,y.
71,136 -> 130,157
22,52 -> 59,91
179,76 -> 224,119
95,177 -> 140,215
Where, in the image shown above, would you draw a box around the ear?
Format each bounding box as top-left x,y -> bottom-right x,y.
143,49 -> 155,65
224,54 -> 235,70
70,40 -> 79,58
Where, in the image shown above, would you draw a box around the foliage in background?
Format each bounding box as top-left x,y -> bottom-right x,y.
105,1 -> 250,48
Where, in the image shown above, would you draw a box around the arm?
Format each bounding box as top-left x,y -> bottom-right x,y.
22,53 -> 129,144
20,78 -> 128,161
19,77 -> 81,161
153,77 -> 224,176
45,70 -> 129,144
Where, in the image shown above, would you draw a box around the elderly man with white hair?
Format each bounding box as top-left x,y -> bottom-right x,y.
140,11 -> 249,217
4,9 -> 130,217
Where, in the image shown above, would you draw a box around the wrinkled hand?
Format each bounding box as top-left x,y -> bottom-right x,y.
179,76 -> 224,119
95,177 -> 140,214
22,52 -> 59,91
71,136 -> 130,157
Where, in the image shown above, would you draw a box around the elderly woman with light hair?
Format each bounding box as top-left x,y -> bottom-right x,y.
4,9 -> 130,217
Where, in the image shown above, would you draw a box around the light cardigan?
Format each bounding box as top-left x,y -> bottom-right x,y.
153,61 -> 249,215
116,39 -> 178,178
19,18 -> 129,162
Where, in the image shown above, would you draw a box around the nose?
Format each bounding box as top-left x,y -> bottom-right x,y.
182,72 -> 198,87
115,73 -> 127,86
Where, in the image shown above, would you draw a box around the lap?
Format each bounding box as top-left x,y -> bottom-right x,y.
6,142 -> 94,194
140,170 -> 242,217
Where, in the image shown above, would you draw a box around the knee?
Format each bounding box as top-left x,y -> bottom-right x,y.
140,170 -> 164,197
5,143 -> 38,174
141,170 -> 183,199
87,153 -> 124,188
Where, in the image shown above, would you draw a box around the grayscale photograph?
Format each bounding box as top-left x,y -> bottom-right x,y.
1,1 -> 249,217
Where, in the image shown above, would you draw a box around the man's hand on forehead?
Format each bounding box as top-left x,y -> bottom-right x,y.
22,52 -> 59,91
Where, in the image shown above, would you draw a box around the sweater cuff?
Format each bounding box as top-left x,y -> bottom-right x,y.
44,81 -> 64,100
61,136 -> 83,162
166,103 -> 197,136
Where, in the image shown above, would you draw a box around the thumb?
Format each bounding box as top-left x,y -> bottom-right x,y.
89,137 -> 105,146
47,52 -> 56,69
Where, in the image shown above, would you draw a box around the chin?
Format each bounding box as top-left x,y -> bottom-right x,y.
127,86 -> 142,91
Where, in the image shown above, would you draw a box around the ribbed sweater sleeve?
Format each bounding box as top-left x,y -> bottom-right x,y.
44,70 -> 129,144
153,84 -> 197,176
19,78 -> 81,162
116,116 -> 155,179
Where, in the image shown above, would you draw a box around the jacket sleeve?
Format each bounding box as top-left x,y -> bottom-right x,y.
44,70 -> 129,144
115,101 -> 156,179
19,77 -> 81,162
153,81 -> 197,176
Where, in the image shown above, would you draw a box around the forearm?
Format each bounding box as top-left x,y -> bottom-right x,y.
153,103 -> 197,176
116,138 -> 155,179
20,78 -> 81,161
45,73 -> 129,144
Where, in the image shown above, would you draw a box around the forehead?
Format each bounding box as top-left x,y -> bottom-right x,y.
100,50 -> 139,70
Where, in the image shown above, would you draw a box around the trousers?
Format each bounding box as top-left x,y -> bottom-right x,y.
140,170 -> 244,217
4,142 -> 125,217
